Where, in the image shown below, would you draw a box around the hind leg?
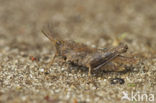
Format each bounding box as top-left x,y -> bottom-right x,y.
86,64 -> 92,76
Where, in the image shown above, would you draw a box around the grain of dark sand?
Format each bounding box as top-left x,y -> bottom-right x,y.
0,0 -> 156,103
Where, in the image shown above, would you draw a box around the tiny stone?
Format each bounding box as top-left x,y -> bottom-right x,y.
39,68 -> 44,72
110,78 -> 125,85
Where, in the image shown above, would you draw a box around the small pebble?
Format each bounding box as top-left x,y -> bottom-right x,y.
110,78 -> 125,85
39,68 -> 44,72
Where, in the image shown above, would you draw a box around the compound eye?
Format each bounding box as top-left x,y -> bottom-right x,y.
56,41 -> 61,45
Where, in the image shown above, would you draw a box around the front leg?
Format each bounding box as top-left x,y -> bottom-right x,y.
47,53 -> 57,68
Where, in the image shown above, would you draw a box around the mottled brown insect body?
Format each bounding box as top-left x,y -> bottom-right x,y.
42,26 -> 128,76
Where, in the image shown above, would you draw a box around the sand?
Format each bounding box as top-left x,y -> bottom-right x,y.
0,0 -> 156,103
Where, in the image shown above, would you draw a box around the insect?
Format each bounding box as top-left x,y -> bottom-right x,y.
42,25 -> 129,76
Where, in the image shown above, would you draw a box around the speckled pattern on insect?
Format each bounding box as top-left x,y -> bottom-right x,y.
42,25 -> 128,76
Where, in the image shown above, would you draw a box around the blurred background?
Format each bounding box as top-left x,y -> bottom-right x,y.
0,0 -> 156,103
0,0 -> 156,50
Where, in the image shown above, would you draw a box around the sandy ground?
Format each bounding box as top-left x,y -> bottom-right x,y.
0,0 -> 156,103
